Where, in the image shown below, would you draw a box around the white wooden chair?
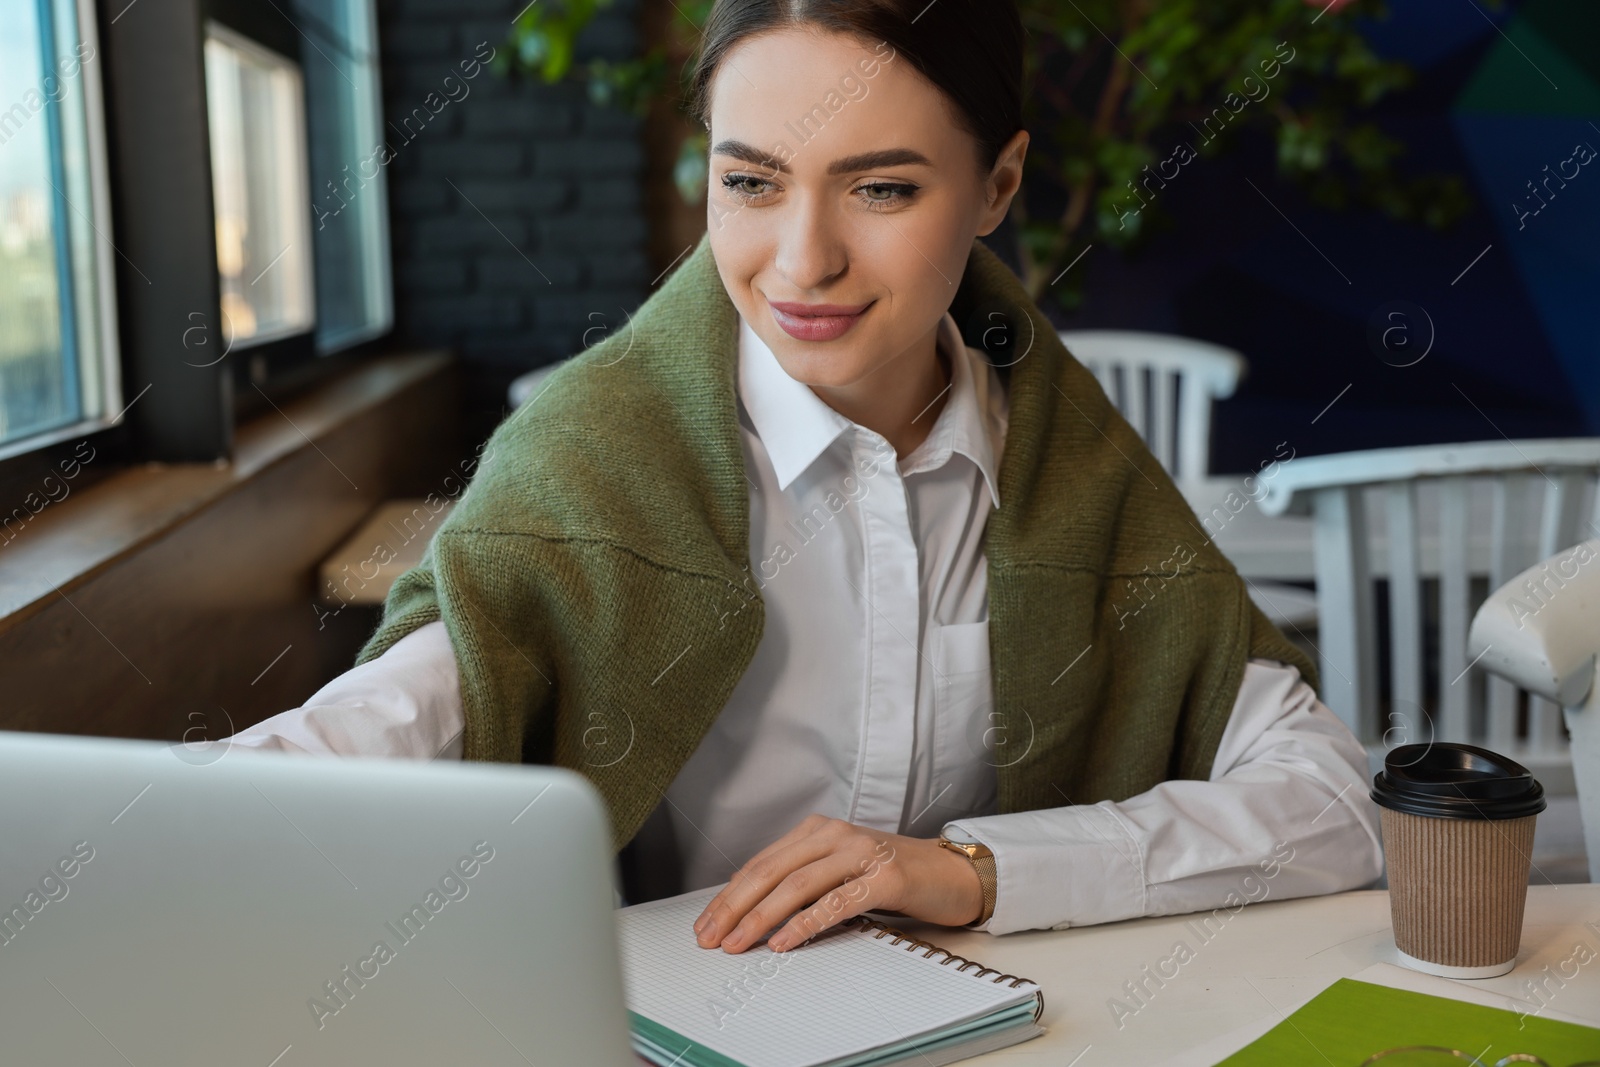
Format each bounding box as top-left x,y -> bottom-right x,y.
1470,539 -> 1600,881
1057,330 -> 1246,487
1257,438 -> 1600,792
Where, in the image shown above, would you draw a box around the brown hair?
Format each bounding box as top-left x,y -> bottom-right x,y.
685,0 -> 1024,175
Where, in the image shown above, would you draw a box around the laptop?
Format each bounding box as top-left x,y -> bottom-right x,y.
0,729 -> 638,1066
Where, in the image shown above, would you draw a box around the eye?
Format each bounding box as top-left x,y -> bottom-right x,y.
856,182 -> 918,211
721,172 -> 775,200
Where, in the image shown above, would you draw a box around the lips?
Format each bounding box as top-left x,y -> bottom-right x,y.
767,299 -> 874,342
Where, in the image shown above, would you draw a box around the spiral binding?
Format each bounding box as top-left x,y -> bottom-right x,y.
841,915 -> 1045,1023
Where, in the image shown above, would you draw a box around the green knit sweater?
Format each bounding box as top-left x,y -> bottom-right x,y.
355,231 -> 1316,852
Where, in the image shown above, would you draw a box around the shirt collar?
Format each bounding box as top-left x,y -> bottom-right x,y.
737,309 -> 1004,508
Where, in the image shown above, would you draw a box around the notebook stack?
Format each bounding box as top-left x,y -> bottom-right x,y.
618,887 -> 1045,1067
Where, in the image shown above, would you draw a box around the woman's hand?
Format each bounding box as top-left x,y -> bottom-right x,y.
691,814 -> 983,954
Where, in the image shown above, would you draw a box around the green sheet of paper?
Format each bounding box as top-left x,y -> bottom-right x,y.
1214,978 -> 1600,1065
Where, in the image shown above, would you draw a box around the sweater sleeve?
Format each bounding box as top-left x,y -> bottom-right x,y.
354,530 -> 447,667
354,523 -> 564,766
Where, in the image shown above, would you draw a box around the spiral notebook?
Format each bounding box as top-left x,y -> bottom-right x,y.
617,886 -> 1046,1067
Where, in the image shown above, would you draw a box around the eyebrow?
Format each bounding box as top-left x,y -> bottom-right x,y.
711,139 -> 933,176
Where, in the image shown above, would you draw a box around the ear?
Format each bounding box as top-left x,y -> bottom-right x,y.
977,129 -> 1030,237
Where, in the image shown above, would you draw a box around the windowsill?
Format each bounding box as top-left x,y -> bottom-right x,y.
0,349 -> 451,637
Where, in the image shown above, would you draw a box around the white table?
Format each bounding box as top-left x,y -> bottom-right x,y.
878,885 -> 1600,1066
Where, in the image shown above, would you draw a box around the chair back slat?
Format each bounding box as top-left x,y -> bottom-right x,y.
1385,482 -> 1424,731
1124,365 -> 1149,448
1148,369 -> 1177,476
1436,476 -> 1472,742
1485,475 -> 1534,751
1174,374 -> 1210,485
1484,673 -> 1520,753
1531,472 -> 1596,753
1540,470 -> 1591,558
1311,485 -> 1379,736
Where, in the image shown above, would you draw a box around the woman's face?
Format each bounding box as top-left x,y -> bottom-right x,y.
705,27 -> 1027,394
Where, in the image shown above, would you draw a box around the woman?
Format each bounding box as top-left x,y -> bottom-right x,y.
228,0 -> 1382,955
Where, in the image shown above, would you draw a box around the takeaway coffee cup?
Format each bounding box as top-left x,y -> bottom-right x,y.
1371,742 -> 1546,979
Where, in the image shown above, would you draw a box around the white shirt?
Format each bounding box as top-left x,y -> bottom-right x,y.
226,311 -> 1383,935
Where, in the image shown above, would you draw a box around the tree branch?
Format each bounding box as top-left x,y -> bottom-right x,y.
1026,45 -> 1132,300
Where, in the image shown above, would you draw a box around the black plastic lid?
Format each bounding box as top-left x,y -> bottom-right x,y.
1370,742 -> 1547,820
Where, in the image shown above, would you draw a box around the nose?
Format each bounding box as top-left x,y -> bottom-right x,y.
772,189 -> 847,293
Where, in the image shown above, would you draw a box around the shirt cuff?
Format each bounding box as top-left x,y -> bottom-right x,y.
943,803 -> 1147,935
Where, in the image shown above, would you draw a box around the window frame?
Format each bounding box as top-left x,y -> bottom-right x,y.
0,0 -> 124,472
204,0 -> 394,409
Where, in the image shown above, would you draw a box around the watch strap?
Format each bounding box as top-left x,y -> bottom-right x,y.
938,836 -> 997,926
969,851 -> 997,926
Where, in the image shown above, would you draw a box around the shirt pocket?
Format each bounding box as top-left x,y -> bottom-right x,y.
930,619 -> 999,820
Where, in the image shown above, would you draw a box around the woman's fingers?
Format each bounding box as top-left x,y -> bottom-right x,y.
688,825 -> 980,954
717,845 -> 893,954
766,868 -> 885,952
693,814 -> 836,947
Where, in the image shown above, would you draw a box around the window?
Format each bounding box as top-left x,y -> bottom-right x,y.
203,20 -> 316,349
297,0 -> 392,353
201,0 -> 393,391
202,3 -> 392,360
0,0 -> 396,478
0,0 -> 118,458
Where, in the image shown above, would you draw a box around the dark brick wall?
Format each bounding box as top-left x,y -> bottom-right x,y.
376,0 -> 649,448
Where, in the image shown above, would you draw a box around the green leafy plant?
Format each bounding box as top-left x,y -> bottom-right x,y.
506,0 -> 1477,309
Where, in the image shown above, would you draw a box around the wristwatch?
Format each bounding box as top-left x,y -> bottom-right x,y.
937,834 -> 997,926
